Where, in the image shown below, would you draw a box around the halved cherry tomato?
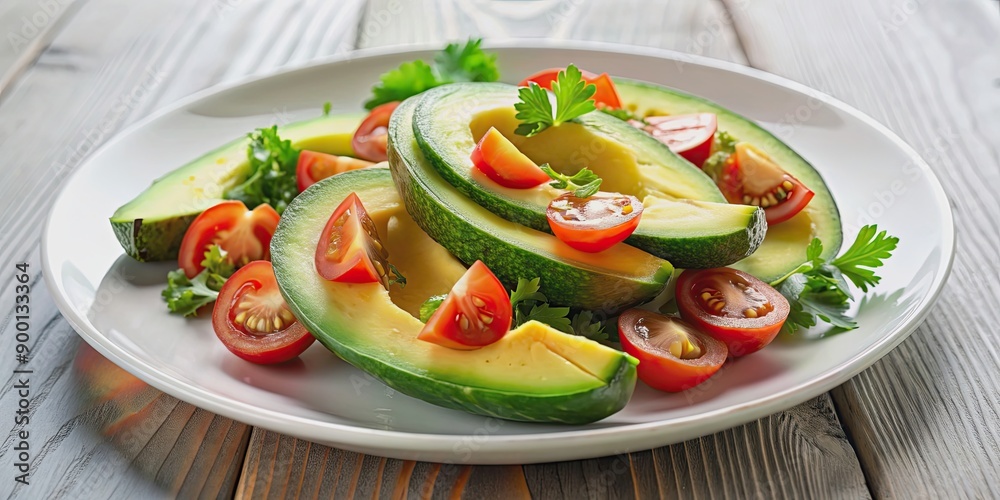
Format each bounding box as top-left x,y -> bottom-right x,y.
641,114 -> 717,167
519,67 -> 622,109
178,201 -> 280,278
418,261 -> 512,350
212,261 -> 315,364
676,267 -> 789,357
296,150 -> 374,191
314,192 -> 391,286
470,127 -> 550,188
718,143 -> 815,225
546,192 -> 643,253
618,309 -> 728,392
351,101 -> 399,162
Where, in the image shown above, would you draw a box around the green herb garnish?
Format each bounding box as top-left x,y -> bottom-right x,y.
771,225 -> 899,334
539,165 -> 603,198
701,130 -> 738,177
514,65 -> 597,137
509,278 -> 607,341
365,39 -> 499,110
162,245 -> 235,316
224,126 -> 300,214
419,294 -> 447,322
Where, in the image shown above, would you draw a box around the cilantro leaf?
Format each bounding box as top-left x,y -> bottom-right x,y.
365,60 -> 441,110
433,39 -> 499,83
832,225 -> 899,292
571,310 -> 609,342
162,245 -> 235,316
224,126 -> 300,214
509,278 -> 545,307
514,64 -> 597,137
419,294 -> 447,323
520,303 -> 573,333
539,165 -> 603,198
365,39 -> 500,110
772,225 -> 898,335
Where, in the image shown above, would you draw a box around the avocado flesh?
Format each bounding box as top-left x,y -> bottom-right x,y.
614,79 -> 843,281
109,113 -> 363,261
389,97 -> 672,313
412,83 -> 766,269
271,167 -> 637,424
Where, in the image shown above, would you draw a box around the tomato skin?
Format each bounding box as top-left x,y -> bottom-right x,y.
618,309 -> 728,392
546,193 -> 643,253
178,201 -> 280,278
642,114 -> 717,167
418,261 -> 512,350
352,101 -> 399,162
212,261 -> 315,364
676,268 -> 789,357
470,127 -> 551,188
314,193 -> 390,286
296,150 -> 374,191
719,143 -> 815,225
519,68 -> 622,109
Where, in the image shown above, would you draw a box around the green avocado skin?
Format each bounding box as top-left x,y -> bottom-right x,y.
388,98 -> 671,314
272,167 -> 637,425
111,214 -> 197,262
627,207 -> 768,270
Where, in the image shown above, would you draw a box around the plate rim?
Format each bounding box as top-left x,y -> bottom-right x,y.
41,39 -> 956,464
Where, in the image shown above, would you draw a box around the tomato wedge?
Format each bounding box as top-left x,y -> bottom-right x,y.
296,150 -> 374,191
641,114 -> 717,167
314,192 -> 391,286
546,192 -> 643,253
470,127 -> 550,188
519,67 -> 622,109
178,201 -> 280,278
676,268 -> 789,357
718,143 -> 815,225
351,101 -> 399,162
618,309 -> 728,392
418,261 -> 512,350
212,261 -> 315,364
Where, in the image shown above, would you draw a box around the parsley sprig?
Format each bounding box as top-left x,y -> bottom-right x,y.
701,130 -> 738,176
162,245 -> 235,316
539,165 -> 603,197
365,39 -> 499,110
224,126 -> 300,214
771,225 -> 899,334
514,65 -> 597,137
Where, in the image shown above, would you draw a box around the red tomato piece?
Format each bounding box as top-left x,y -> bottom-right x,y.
519,67 -> 622,109
352,101 -> 399,162
212,261 -> 315,364
178,201 -> 280,278
676,268 -> 790,357
296,150 -> 374,192
470,127 -> 551,188
314,192 -> 391,287
642,114 -> 717,167
418,261 -> 513,350
718,143 -> 815,225
546,192 -> 643,253
618,309 -> 728,392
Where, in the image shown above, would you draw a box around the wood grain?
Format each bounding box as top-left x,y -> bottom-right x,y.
720,0 -> 1000,496
0,0 -> 365,497
239,2 -> 870,499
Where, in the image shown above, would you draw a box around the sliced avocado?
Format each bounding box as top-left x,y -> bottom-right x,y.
614,79 -> 843,281
110,113 -> 363,262
389,97 -> 672,313
411,83 -> 766,269
271,167 -> 637,424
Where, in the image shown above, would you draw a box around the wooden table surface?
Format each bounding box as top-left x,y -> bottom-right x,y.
0,0 -> 997,498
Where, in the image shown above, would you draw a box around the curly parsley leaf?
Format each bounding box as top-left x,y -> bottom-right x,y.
162,245 -> 235,317
224,126 -> 300,214
772,225 -> 898,335
365,39 -> 500,110
514,64 -> 597,137
539,165 -> 603,197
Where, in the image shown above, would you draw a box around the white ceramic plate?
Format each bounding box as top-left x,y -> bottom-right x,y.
42,41 -> 954,464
